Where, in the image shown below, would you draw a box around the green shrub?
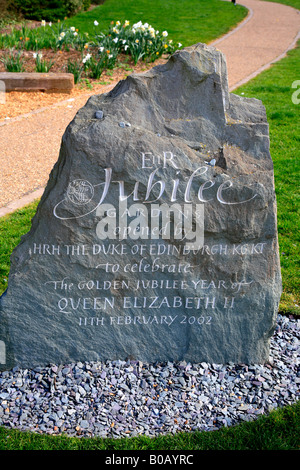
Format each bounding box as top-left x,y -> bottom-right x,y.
0,0 -> 14,17
64,0 -> 84,16
82,0 -> 91,11
10,0 -> 86,21
0,0 -> 19,26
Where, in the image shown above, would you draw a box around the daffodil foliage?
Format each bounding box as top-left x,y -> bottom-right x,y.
0,19 -> 182,78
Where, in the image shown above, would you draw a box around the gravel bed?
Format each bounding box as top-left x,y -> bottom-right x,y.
0,314 -> 298,439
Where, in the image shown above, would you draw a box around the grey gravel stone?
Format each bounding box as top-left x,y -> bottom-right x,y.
0,314 -> 298,439
79,419 -> 89,429
95,110 -> 104,119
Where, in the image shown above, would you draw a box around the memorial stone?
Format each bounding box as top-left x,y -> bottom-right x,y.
0,43 -> 282,369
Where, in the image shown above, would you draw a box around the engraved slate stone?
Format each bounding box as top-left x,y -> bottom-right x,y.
0,43 -> 282,369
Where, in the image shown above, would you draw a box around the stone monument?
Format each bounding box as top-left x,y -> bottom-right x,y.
0,43 -> 282,369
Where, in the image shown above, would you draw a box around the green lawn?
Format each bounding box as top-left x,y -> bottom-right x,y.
262,0 -> 300,9
0,203 -> 38,294
234,43 -> 300,315
65,0 -> 247,46
0,401 -> 299,450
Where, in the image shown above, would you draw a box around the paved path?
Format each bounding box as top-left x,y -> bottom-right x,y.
0,0 -> 299,217
212,0 -> 300,90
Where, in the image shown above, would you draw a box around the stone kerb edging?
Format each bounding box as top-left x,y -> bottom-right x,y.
0,72 -> 74,93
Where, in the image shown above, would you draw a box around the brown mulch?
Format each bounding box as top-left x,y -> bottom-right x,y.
0,15 -> 169,121
0,50 -> 168,121
0,47 -> 83,74
0,20 -> 42,35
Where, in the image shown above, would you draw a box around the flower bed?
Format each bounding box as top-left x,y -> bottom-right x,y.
0,19 -> 182,84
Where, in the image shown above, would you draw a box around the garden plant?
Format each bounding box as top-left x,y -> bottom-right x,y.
0,0 -> 247,82
0,19 -> 181,82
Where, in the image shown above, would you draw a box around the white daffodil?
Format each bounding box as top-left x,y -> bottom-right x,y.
124,20 -> 130,27
108,54 -> 113,59
162,31 -> 168,37
33,52 -> 37,58
99,46 -> 104,52
82,53 -> 92,64
73,32 -> 78,36
60,32 -> 65,38
94,20 -> 99,26
113,37 -> 118,43
49,22 -> 52,27
70,26 -> 75,31
124,45 -> 129,51
122,40 -> 126,44
116,21 -> 120,26
38,53 -> 43,59
41,20 -> 46,27
112,27 -> 119,34
178,43 -> 182,47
